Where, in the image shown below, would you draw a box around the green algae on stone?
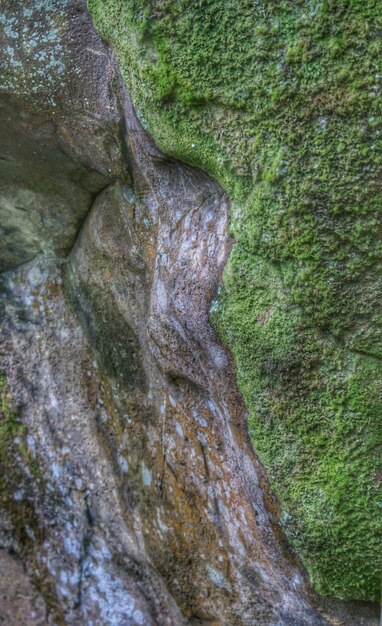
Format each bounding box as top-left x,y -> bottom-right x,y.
0,374 -> 41,481
88,0 -> 382,601
0,374 -> 24,451
0,374 -> 41,539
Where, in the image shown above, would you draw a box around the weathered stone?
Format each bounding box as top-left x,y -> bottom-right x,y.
89,0 -> 382,603
0,0 -> 127,271
0,549 -> 48,626
0,2 -> 379,625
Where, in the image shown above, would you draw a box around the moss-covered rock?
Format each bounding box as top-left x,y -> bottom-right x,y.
0,373 -> 44,559
88,0 -> 382,601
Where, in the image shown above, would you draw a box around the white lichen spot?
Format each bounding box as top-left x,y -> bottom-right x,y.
206,564 -> 232,591
74,477 -> 84,490
100,409 -> 109,423
208,345 -> 228,369
26,434 -> 36,453
155,280 -> 168,312
141,461 -> 152,487
81,538 -> 139,624
118,455 -> 129,474
193,410 -> 207,428
60,570 -> 68,584
133,609 -> 144,625
168,394 -> 176,408
157,508 -> 169,535
197,432 -> 207,447
175,422 -> 184,438
51,462 -> 60,479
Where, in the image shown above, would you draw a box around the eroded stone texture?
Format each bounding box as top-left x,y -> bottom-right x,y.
0,0 -> 127,271
0,2 -> 379,625
0,256 -> 185,626
88,0 -> 382,603
0,549 -> 47,626
69,153 -> 309,624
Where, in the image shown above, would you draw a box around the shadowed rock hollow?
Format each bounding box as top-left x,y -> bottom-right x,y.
0,2 -> 380,625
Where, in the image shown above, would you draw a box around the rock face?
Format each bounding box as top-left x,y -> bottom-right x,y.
89,0 -> 382,605
0,2 -> 379,626
0,0 -> 124,271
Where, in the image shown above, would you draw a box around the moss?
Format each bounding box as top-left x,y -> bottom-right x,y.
0,374 -> 42,542
0,374 -> 24,454
0,375 -> 63,620
0,374 -> 42,482
88,0 -> 382,601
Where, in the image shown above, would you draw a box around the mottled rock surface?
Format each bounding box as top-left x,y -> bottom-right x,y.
0,2 -> 379,625
0,0 -> 125,271
89,0 -> 382,604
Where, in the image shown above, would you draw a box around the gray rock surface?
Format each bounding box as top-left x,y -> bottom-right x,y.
0,2 -> 379,625
0,0 -> 126,271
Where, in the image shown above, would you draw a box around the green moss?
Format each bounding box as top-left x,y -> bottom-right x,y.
88,0 -> 382,601
0,374 -> 24,450
0,374 -> 42,482
0,373 -> 43,530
